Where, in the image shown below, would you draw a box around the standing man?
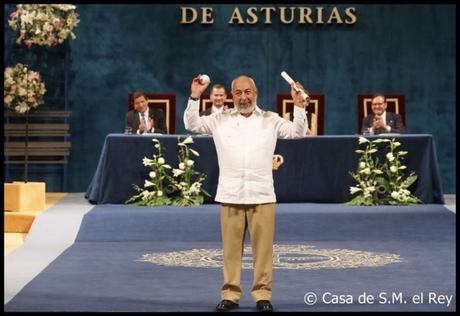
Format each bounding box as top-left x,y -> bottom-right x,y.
361,94 -> 405,134
125,92 -> 167,134
184,74 -> 309,312
200,84 -> 228,116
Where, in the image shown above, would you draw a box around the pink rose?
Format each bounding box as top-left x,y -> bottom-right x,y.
9,11 -> 18,19
48,35 -> 56,45
29,71 -> 40,80
4,95 -> 13,104
52,18 -> 61,27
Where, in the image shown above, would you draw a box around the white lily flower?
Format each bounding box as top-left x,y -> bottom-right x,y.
179,163 -> 185,170
386,153 -> 395,161
186,160 -> 194,166
399,165 -> 407,170
189,148 -> 200,157
157,191 -> 163,197
398,151 -> 408,155
359,162 -> 366,169
359,167 -> 371,175
158,157 -> 165,164
154,144 -> 160,148
365,186 -> 375,192
390,166 -> 398,173
349,186 -> 362,194
189,186 -> 199,194
144,180 -> 154,188
358,137 -> 369,144
181,136 -> 194,145
368,149 -> 377,154
173,169 -> 185,177
401,189 -> 411,195
391,191 -> 400,199
142,157 -> 153,166
149,171 -> 156,178
163,164 -> 172,169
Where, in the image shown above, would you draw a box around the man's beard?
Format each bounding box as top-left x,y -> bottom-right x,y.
236,99 -> 255,114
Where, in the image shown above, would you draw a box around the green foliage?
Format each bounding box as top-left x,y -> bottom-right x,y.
126,136 -> 209,207
346,137 -> 422,206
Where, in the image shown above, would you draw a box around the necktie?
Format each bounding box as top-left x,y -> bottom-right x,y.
141,113 -> 148,134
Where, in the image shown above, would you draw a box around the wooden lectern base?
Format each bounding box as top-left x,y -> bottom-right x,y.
4,182 -> 46,212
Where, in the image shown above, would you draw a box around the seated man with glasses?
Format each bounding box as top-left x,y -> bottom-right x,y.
361,94 -> 405,134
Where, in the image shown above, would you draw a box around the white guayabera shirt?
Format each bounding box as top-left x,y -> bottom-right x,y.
184,98 -> 308,204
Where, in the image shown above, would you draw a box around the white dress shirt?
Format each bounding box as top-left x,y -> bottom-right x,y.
211,105 -> 225,114
137,109 -> 156,134
184,98 -> 308,204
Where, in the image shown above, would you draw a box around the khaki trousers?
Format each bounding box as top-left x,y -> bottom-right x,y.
219,203 -> 276,303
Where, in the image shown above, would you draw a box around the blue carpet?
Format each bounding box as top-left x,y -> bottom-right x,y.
5,204 -> 456,311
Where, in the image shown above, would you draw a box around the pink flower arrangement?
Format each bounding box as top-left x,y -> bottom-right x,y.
4,63 -> 46,114
8,4 -> 79,48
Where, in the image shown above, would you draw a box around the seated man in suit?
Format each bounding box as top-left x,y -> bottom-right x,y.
199,84 -> 228,116
361,94 -> 405,134
125,91 -> 167,134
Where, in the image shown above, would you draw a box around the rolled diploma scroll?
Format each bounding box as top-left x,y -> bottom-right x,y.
281,71 -> 309,101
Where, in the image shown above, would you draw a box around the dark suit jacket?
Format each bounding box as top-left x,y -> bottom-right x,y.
286,111 -> 314,131
361,111 -> 405,134
125,107 -> 167,134
199,107 -> 213,116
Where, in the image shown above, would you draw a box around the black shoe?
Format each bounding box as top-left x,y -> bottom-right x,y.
256,300 -> 273,312
216,299 -> 239,312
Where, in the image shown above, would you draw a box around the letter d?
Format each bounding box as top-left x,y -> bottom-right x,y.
180,7 -> 198,24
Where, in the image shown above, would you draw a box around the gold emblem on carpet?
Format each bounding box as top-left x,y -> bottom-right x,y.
138,244 -> 404,269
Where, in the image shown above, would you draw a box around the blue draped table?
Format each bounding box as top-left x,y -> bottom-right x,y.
85,134 -> 444,204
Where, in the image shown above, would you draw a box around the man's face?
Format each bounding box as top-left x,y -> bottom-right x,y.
134,96 -> 148,113
232,78 -> 257,114
210,88 -> 227,108
371,96 -> 387,116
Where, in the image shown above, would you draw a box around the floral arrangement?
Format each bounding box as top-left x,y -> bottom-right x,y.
8,4 -> 80,48
4,63 -> 46,114
125,139 -> 172,206
126,136 -> 209,207
167,136 -> 210,206
346,137 -> 421,206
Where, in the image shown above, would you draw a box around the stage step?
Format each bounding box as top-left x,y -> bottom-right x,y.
4,212 -> 36,233
4,233 -> 27,256
4,193 -> 68,256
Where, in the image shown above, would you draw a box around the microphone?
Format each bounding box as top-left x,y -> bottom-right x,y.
281,71 -> 309,101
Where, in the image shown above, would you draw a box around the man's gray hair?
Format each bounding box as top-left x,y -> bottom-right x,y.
231,75 -> 258,92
